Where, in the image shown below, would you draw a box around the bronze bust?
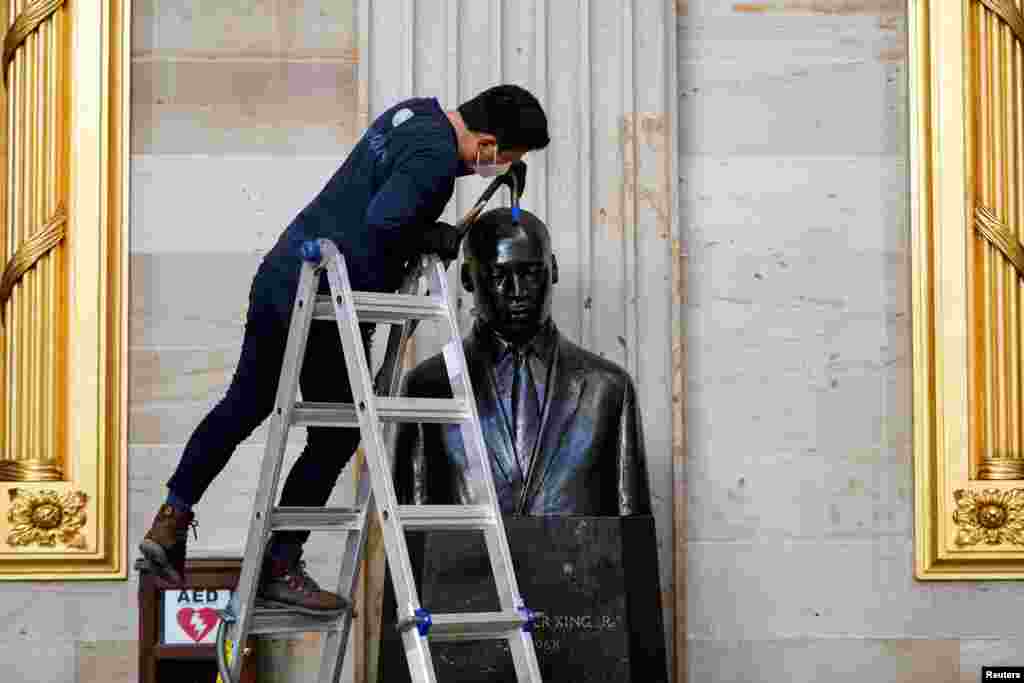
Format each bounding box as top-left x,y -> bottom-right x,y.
394,208 -> 651,515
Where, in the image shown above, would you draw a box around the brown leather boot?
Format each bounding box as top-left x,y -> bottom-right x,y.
138,504 -> 197,587
257,557 -> 349,616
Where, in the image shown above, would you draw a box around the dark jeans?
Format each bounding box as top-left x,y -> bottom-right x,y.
166,266 -> 375,552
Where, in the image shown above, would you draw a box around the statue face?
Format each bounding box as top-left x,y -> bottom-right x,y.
467,228 -> 554,342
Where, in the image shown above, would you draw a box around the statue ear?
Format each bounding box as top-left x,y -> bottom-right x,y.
461,262 -> 475,292
550,253 -> 559,285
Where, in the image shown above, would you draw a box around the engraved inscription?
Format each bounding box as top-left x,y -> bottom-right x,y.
534,613 -> 620,631
529,612 -> 620,652
533,638 -> 561,653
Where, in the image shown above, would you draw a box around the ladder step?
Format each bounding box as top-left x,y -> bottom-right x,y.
292,398 -> 471,427
247,608 -> 525,640
314,292 -> 447,325
397,505 -> 496,530
249,605 -> 348,635
427,610 -> 528,642
270,506 -> 363,531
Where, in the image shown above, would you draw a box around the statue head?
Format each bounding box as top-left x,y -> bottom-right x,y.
461,208 -> 559,345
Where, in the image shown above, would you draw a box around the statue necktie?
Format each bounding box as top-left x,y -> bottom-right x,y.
510,349 -> 541,476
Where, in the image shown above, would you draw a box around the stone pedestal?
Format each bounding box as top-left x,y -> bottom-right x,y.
377,515 -> 667,683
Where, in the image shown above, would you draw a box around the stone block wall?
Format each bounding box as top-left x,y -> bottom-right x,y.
680,2 -> 1023,681
4,2 -> 1023,682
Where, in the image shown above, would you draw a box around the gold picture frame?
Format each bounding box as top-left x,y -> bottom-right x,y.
911,0 -> 1024,578
0,0 -> 129,579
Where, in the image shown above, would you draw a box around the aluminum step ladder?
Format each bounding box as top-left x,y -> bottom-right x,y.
215,238 -> 544,683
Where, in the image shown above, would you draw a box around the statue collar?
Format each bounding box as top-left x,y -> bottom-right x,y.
474,319 -> 558,368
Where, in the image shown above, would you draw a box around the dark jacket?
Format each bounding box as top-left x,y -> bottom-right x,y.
394,325 -> 652,516
258,97 -> 462,317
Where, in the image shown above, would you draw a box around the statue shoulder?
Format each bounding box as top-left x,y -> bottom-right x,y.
558,335 -> 636,395
402,353 -> 450,397
401,337 -> 475,398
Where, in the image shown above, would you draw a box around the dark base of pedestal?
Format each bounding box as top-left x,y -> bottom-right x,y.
153,659 -> 223,683
377,515 -> 668,683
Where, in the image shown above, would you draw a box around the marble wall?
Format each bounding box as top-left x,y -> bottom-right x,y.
680,1 -> 1024,682
3,1 -> 1023,682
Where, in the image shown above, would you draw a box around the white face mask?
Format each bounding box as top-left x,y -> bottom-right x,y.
474,144 -> 511,178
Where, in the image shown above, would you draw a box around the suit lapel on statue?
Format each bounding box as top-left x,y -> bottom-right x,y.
517,333 -> 585,514
464,335 -> 518,486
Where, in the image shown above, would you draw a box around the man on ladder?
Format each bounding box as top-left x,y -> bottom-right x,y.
137,85 -> 550,615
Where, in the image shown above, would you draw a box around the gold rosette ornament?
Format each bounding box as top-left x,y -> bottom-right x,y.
953,489 -> 1024,546
7,489 -> 87,548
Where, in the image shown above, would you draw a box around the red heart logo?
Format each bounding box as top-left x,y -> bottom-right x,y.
177,607 -> 219,643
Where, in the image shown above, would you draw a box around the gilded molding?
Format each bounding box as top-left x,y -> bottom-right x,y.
0,461 -> 62,482
911,0 -> 1024,579
6,488 -> 87,548
1,0 -> 64,85
0,0 -> 128,581
977,459 -> 1024,481
953,489 -> 1024,546
0,205 -> 67,324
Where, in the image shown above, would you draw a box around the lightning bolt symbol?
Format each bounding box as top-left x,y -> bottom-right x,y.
192,611 -> 205,638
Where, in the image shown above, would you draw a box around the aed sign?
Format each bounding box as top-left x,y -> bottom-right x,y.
161,589 -> 233,645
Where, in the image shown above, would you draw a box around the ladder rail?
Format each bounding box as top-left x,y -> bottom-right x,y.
315,458 -> 372,683
319,241 -> 438,683
227,260 -> 323,683
427,259 -> 501,515
317,264 -> 422,683
429,258 -> 545,682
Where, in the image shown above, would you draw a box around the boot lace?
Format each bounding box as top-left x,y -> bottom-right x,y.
174,519 -> 199,543
285,560 -> 321,596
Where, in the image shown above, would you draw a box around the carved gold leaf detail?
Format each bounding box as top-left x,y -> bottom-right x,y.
2,0 -> 65,86
953,488 -> 1024,546
0,205 -> 67,325
975,207 -> 1024,279
979,0 -> 1024,49
6,488 -> 88,548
